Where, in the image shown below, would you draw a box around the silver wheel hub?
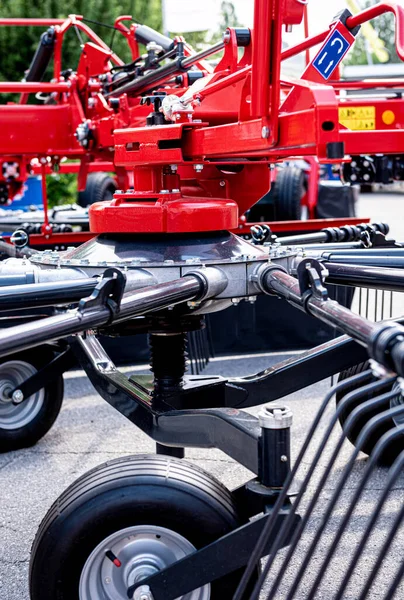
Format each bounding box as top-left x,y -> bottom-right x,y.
0,360 -> 44,430
79,525 -> 210,600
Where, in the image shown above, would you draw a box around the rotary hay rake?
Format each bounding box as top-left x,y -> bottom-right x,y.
0,1 -> 403,599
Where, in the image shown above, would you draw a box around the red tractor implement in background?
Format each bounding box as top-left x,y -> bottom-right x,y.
0,3 -> 387,246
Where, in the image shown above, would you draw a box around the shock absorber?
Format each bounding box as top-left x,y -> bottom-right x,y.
149,331 -> 188,458
149,332 -> 188,406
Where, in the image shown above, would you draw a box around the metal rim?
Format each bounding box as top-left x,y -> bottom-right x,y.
0,360 -> 44,430
390,382 -> 404,426
79,525 -> 211,600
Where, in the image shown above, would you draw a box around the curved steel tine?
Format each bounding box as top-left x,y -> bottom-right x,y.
235,369 -> 374,600
264,390 -> 401,600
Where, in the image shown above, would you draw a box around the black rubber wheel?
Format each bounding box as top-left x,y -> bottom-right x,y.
0,348 -> 64,452
336,362 -> 403,465
273,166 -> 305,221
78,172 -> 117,207
30,454 -> 257,600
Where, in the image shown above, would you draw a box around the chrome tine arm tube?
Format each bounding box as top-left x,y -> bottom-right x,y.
261,266 -> 375,345
0,267 -> 227,358
258,264 -> 404,377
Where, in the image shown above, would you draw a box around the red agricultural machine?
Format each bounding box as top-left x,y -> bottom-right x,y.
0,2 -> 404,599
0,3 -> 380,246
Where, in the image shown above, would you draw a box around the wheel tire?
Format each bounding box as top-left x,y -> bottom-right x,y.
0,348 -> 64,452
273,166 -> 305,221
30,455 -> 256,600
336,362 -> 402,465
78,172 -> 117,208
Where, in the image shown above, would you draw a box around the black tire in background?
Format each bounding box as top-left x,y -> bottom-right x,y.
78,172 -> 117,207
0,347 -> 64,452
30,455 -> 257,600
273,166 -> 305,221
336,362 -> 402,465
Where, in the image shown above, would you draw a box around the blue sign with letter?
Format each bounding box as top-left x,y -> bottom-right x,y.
312,30 -> 350,80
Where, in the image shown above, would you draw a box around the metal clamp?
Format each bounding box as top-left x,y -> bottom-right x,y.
78,267 -> 126,323
296,258 -> 328,301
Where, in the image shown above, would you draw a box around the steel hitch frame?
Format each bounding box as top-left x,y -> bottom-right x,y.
69,329 -> 371,472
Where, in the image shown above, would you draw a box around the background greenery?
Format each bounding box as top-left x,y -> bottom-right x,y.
344,0 -> 399,65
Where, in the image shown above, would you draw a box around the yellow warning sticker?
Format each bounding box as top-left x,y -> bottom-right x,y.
339,106 -> 376,130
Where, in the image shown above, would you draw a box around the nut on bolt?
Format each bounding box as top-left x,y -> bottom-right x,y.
133,585 -> 154,600
259,404 -> 293,429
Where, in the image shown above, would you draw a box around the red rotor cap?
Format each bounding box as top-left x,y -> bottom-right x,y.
89,191 -> 238,233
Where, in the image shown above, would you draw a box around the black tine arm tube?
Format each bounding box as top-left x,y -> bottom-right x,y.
0,275 -> 203,359
262,266 -> 404,377
276,222 -> 389,247
134,24 -> 174,52
0,278 -> 98,312
324,262 -> 404,293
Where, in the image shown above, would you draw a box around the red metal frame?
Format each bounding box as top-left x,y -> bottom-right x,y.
0,1 -> 402,240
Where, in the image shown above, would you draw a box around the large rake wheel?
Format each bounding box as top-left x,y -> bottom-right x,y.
30,455 -> 258,600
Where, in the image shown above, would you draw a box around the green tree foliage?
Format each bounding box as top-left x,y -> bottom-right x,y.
345,0 -> 399,65
0,0 -> 163,83
46,171 -> 78,207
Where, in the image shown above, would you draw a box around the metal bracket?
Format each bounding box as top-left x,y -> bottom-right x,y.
337,8 -> 361,36
250,224 -> 271,245
369,229 -> 401,248
296,258 -> 328,301
11,348 -> 75,404
78,268 -> 126,323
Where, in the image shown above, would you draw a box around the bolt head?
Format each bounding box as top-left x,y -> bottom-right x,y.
261,126 -> 270,139
12,390 -> 24,404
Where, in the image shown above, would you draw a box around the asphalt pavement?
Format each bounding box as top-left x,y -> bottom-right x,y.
0,191 -> 404,599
